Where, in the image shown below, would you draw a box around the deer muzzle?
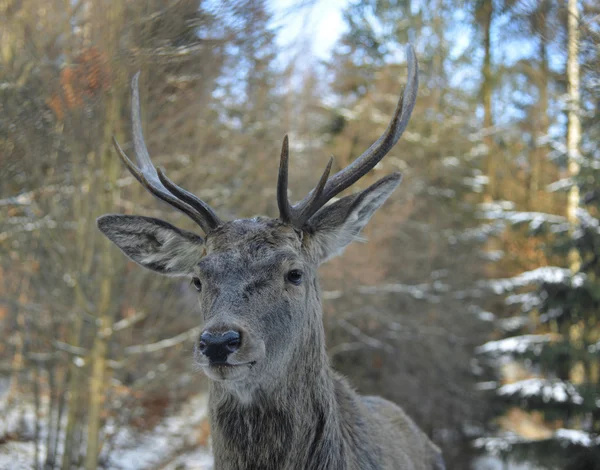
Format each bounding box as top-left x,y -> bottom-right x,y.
198,330 -> 242,364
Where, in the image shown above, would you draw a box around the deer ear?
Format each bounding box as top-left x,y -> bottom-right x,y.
304,173 -> 402,264
97,215 -> 205,276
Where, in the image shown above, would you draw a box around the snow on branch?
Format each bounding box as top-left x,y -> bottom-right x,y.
467,305 -> 495,322
0,216 -> 60,242
497,378 -> 584,405
0,194 -> 34,206
474,429 -> 600,455
554,428 -> 600,447
0,184 -> 76,207
540,307 -> 565,324
478,201 -> 515,211
547,178 -> 573,193
554,429 -> 600,447
505,292 -> 542,311
478,208 -> 566,231
497,315 -> 530,333
478,267 -> 586,295
448,221 -> 505,244
355,282 -> 441,301
575,208 -> 600,237
462,175 -> 488,192
473,434 -> 528,454
476,335 -> 554,357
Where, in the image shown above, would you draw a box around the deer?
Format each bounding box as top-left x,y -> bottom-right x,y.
97,45 -> 445,470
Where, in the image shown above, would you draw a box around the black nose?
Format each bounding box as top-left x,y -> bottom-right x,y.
198,330 -> 241,364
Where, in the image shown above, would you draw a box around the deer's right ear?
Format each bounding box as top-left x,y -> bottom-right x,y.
97,215 -> 205,276
303,173 -> 401,264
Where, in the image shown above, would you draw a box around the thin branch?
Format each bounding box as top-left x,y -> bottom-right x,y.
54,341 -> 88,356
336,318 -> 394,353
112,310 -> 148,332
123,326 -> 201,355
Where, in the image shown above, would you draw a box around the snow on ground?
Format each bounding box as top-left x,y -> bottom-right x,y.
0,441 -> 37,470
0,393 -> 214,470
162,448 -> 214,470
107,393 -> 213,470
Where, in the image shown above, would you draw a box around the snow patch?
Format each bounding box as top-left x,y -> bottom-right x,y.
0,441 -> 37,470
108,394 -> 212,470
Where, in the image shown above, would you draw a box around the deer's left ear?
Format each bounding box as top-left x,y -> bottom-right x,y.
303,173 -> 402,263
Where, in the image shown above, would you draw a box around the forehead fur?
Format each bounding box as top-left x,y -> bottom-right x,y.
205,217 -> 302,259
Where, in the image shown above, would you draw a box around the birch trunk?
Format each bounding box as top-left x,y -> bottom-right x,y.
566,0 -> 581,272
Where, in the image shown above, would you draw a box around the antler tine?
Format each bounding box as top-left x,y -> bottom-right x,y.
277,137 -> 334,226
321,45 -> 418,200
293,156 -> 333,225
281,45 -> 418,228
113,138 -> 214,231
277,135 -> 293,223
114,73 -> 221,234
156,167 -> 222,228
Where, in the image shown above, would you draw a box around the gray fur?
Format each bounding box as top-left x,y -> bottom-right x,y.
98,174 -> 444,469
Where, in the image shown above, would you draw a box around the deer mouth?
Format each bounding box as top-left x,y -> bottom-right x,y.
202,361 -> 257,381
209,361 -> 255,369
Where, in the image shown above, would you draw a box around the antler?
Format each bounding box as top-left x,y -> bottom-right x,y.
277,45 -> 419,228
113,73 -> 222,234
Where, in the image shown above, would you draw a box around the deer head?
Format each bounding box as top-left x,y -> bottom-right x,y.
97,46 -> 418,396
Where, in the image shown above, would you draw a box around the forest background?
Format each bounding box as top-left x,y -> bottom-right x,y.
0,1 -> 599,469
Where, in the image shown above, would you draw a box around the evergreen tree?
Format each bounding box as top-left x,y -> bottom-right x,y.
475,2 -> 600,468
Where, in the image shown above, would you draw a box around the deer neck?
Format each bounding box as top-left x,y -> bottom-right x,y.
208,303 -> 346,469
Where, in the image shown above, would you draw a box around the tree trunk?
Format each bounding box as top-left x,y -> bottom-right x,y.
566,0 -> 581,272
83,1 -> 124,465
6,276 -> 29,403
84,122 -> 121,470
481,0 -> 495,202
528,22 -> 550,211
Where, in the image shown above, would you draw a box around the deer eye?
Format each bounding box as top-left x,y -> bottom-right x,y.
286,269 -> 303,285
191,277 -> 202,292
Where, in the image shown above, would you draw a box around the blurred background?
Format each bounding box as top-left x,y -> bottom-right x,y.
0,0 -> 598,469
